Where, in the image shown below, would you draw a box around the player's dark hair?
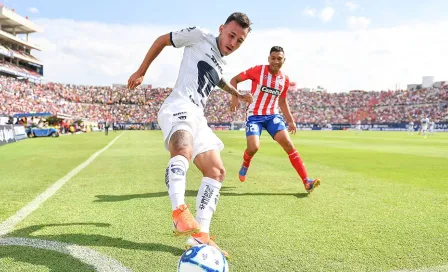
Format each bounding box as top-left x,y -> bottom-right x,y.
225,12 -> 252,32
270,46 -> 284,54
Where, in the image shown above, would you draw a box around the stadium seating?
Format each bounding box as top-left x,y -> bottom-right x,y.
1,75 -> 447,124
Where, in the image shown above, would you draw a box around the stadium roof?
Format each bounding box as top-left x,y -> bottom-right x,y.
0,30 -> 41,51
0,6 -> 42,34
13,112 -> 52,117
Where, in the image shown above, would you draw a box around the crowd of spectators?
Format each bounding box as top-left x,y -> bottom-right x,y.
1,75 -> 447,125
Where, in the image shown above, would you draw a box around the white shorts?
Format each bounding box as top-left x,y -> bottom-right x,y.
422,125 -> 428,131
157,101 -> 224,159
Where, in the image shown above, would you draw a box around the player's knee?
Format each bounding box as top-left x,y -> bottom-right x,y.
282,140 -> 295,153
205,165 -> 226,182
247,144 -> 259,156
217,166 -> 226,182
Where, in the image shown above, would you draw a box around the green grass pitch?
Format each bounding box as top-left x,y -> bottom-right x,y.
0,130 -> 447,271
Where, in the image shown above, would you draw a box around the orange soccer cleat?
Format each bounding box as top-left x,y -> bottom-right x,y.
172,204 -> 200,236
186,232 -> 229,259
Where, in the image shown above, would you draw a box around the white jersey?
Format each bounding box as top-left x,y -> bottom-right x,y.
408,122 -> 414,130
164,26 -> 226,111
429,121 -> 435,128
421,118 -> 430,129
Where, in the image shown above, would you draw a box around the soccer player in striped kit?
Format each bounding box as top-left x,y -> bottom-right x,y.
230,46 -> 320,193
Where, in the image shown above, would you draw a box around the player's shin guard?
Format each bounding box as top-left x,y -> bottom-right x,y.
287,149 -> 309,184
166,155 -> 189,210
196,177 -> 222,234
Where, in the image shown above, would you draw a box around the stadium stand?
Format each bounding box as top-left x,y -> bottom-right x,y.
0,4 -> 43,83
0,4 -> 447,133
1,75 -> 447,126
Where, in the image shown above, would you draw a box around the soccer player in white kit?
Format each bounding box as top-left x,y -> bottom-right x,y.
127,12 -> 253,258
429,121 -> 435,135
420,116 -> 430,137
408,121 -> 414,135
356,120 -> 362,134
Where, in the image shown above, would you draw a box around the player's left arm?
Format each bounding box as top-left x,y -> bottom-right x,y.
278,77 -> 296,134
218,78 -> 253,105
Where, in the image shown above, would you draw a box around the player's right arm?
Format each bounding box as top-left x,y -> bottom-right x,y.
128,27 -> 205,90
229,74 -> 246,112
229,65 -> 259,112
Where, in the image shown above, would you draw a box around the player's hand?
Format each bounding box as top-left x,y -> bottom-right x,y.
238,93 -> 253,104
230,95 -> 239,112
127,71 -> 144,90
288,121 -> 297,135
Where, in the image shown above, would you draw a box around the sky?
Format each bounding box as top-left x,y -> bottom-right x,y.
4,0 -> 448,92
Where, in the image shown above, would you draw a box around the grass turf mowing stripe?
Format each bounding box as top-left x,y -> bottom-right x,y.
0,133 -> 123,236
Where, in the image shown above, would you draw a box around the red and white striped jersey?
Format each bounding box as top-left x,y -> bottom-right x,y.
238,65 -> 290,117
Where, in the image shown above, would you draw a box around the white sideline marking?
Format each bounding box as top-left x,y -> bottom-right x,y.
0,132 -> 124,236
0,237 -> 131,272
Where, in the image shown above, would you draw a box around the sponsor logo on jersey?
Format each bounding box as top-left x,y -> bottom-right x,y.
260,85 -> 281,96
180,26 -> 196,32
173,112 -> 187,116
205,53 -> 223,74
173,111 -> 188,120
189,95 -> 200,107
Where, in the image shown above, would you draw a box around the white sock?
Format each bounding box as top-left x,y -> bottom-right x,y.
196,177 -> 222,233
165,155 -> 189,210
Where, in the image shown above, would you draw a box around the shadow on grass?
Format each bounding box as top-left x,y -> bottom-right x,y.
1,222 -> 184,271
9,223 -> 184,256
94,187 -> 309,203
0,243 -> 96,272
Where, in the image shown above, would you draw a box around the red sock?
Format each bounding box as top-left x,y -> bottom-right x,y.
287,149 -> 308,184
242,150 -> 253,168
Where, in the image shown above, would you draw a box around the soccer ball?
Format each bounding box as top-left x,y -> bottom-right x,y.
177,244 -> 229,272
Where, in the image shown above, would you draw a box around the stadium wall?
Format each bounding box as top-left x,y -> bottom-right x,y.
203,122 -> 448,132
85,121 -> 448,132
0,125 -> 27,146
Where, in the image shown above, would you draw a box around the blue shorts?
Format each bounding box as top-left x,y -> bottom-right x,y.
245,114 -> 287,138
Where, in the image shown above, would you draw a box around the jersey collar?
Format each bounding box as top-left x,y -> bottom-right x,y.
215,37 -> 225,58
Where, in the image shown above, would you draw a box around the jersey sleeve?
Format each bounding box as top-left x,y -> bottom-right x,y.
170,26 -> 205,48
280,75 -> 290,98
238,65 -> 261,81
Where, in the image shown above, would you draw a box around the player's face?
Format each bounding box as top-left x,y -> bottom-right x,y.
268,51 -> 285,73
218,21 -> 249,56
